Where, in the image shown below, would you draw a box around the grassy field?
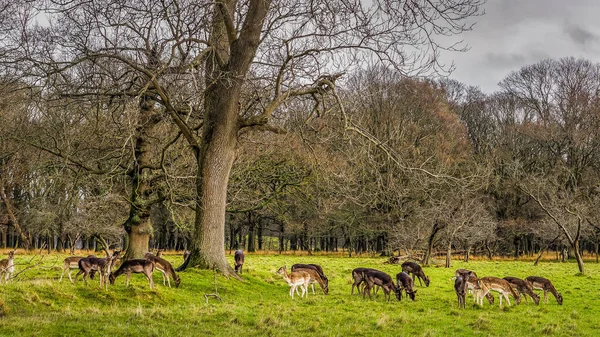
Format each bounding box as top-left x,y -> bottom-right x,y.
0,252 -> 599,336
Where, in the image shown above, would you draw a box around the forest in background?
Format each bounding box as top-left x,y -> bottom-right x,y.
0,1 -> 598,274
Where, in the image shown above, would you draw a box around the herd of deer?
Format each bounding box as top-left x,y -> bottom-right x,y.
59,249 -> 182,289
0,249 -> 564,309
276,260 -> 563,308
453,269 -> 563,308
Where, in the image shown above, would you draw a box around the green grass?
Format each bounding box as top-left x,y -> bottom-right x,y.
0,253 -> 599,336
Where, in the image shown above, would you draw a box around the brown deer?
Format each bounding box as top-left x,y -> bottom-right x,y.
109,259 -> 155,289
0,250 -> 16,283
453,269 -> 494,305
155,249 -> 164,257
454,275 -> 467,309
291,264 -> 329,295
475,276 -> 521,307
363,269 -> 398,301
396,272 -> 417,301
144,252 -> 181,288
525,276 -> 563,305
276,266 -> 310,299
74,251 -> 121,287
351,267 -> 375,295
59,256 -> 85,283
503,276 -> 540,305
401,261 -> 430,287
234,250 -> 244,274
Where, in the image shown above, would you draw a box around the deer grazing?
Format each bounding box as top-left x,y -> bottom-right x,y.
0,250 -> 16,283
74,251 -> 121,287
396,272 -> 417,301
525,276 -> 563,305
109,259 -> 155,289
291,264 -> 329,295
454,275 -> 467,309
401,261 -> 430,287
453,269 -> 494,305
363,269 -> 398,301
276,266 -> 311,299
475,276 -> 520,307
503,276 -> 540,305
351,267 -> 375,295
234,250 -> 244,274
144,252 -> 181,288
59,256 -> 85,283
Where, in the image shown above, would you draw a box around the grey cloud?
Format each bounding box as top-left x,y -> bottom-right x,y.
484,53 -> 526,68
564,23 -> 598,48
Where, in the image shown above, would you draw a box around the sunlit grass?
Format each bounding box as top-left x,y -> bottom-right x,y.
0,252 -> 598,336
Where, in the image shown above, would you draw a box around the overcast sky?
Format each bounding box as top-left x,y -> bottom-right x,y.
440,0 -> 600,93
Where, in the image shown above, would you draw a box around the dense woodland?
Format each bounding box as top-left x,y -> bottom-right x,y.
0,1 -> 599,274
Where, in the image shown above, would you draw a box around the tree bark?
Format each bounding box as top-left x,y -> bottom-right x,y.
424,221 -> 444,265
445,240 -> 452,268
123,91 -> 162,260
574,240 -> 585,274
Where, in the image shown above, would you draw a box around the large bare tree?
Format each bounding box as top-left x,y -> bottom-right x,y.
5,0 -> 484,273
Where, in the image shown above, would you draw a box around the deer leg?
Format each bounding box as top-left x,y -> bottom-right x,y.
126,272 -> 131,287
73,270 -> 82,285
544,290 -> 548,303
145,272 -> 154,289
504,293 -> 511,306
311,282 -> 315,294
416,275 -> 423,287
59,268 -> 67,282
290,285 -> 296,299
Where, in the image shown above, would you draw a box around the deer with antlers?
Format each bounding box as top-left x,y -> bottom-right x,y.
0,250 -> 16,283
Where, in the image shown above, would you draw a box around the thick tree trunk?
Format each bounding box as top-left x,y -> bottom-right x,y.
184,138 -> 237,274
123,92 -> 161,260
176,0 -> 270,276
124,217 -> 153,259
